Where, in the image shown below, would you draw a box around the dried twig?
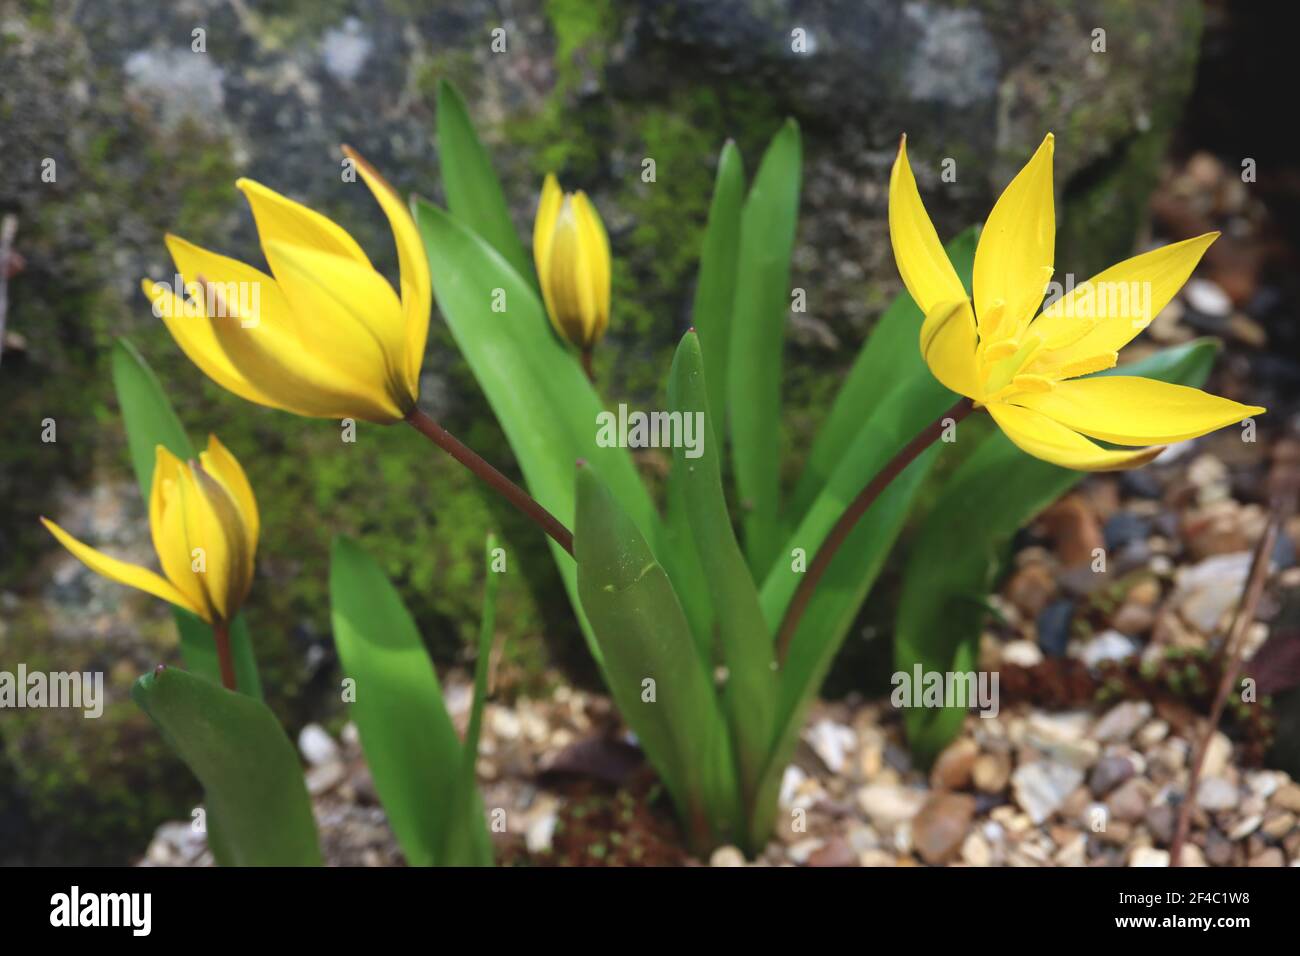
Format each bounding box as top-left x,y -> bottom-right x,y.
1169,513 -> 1280,866
0,213 -> 17,367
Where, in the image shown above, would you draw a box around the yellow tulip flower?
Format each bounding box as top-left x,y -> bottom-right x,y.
889,133 -> 1264,470
533,173 -> 611,376
142,147 -> 430,424
41,438 -> 258,626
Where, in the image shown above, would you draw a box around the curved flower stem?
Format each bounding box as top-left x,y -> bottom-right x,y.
213,619 -> 237,692
580,348 -> 596,385
775,396 -> 974,664
405,407 -> 575,557
1170,513 -> 1279,866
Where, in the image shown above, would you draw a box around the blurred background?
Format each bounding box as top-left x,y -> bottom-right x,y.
1,0 -> 1296,865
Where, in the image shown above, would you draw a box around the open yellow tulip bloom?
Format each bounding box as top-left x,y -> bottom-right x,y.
42,438 -> 258,625
533,173 -> 611,352
142,147 -> 431,424
890,133 -> 1265,471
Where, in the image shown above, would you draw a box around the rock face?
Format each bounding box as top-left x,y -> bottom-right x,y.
0,1 -> 1203,863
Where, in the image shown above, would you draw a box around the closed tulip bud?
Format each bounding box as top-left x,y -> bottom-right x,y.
42,438 -> 259,626
142,147 -> 430,424
533,173 -> 611,375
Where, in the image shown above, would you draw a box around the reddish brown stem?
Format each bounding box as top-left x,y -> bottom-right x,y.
581,348 -> 596,385
405,407 -> 574,556
213,619 -> 237,692
1170,515 -> 1279,865
776,397 -> 974,664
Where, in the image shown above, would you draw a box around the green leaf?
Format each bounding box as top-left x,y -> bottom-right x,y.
896,338 -> 1222,764
132,666 -> 321,866
575,464 -> 741,853
727,119 -> 801,576
112,337 -> 194,501
791,227 -> 979,522
111,337 -> 260,698
691,140 -> 745,429
462,533 -> 499,784
667,331 -> 775,850
329,535 -> 492,866
435,79 -> 533,284
414,199 -> 664,667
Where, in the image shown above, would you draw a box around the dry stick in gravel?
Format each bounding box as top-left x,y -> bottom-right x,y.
1170,513 -> 1280,866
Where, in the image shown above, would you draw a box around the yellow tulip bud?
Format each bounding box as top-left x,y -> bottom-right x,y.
42,437 -> 259,625
533,173 -> 611,359
142,147 -> 431,424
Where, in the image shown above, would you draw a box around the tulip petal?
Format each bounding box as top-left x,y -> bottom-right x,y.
533,173 -> 563,324
547,197 -> 602,347
342,146 -> 433,397
987,402 -> 1163,471
572,191 -> 611,341
1029,233 -> 1218,369
148,446 -> 209,615
190,463 -> 253,621
142,277 -> 285,412
41,517 -> 204,618
262,239 -> 410,414
888,136 -> 967,315
200,435 -> 260,562
973,133 -> 1055,339
1010,376 -> 1264,446
919,299 -> 980,398
236,178 -> 371,268
164,235 -> 401,422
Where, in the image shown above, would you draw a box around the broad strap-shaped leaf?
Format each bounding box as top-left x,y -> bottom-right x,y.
415,199 -> 664,667
112,337 -> 260,698
132,666 -> 321,866
752,374 -> 951,826
728,120 -> 801,577
575,464 -> 741,853
329,535 -> 492,866
897,339 -> 1221,764
667,331 -> 775,850
691,140 -> 745,431
436,79 -> 533,284
791,228 -> 979,523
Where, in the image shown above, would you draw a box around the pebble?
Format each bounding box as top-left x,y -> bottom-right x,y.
1089,756 -> 1137,796
856,784 -> 926,828
972,752 -> 1012,793
1006,562 -> 1057,618
1179,844 -> 1209,867
709,845 -> 746,867
1106,778 -> 1150,823
1092,701 -> 1153,743
912,793 -> 976,865
806,836 -> 858,867
806,719 -> 856,774
1196,777 -> 1239,811
1078,630 -> 1140,667
1129,846 -> 1170,867
1001,639 -> 1044,667
961,831 -> 993,866
305,761 -> 346,796
1249,848 -> 1285,867
1228,814 -> 1262,840
1272,782 -> 1300,814
930,738 -> 978,791
1036,599 -> 1074,658
526,810 -> 558,854
1202,732 -> 1233,779
1184,278 -> 1232,317
1205,829 -> 1235,866
1135,719 -> 1170,749
1112,600 -> 1156,636
298,724 -> 340,767
1145,803 -> 1176,845
1171,552 -> 1252,632
1012,761 -> 1084,824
